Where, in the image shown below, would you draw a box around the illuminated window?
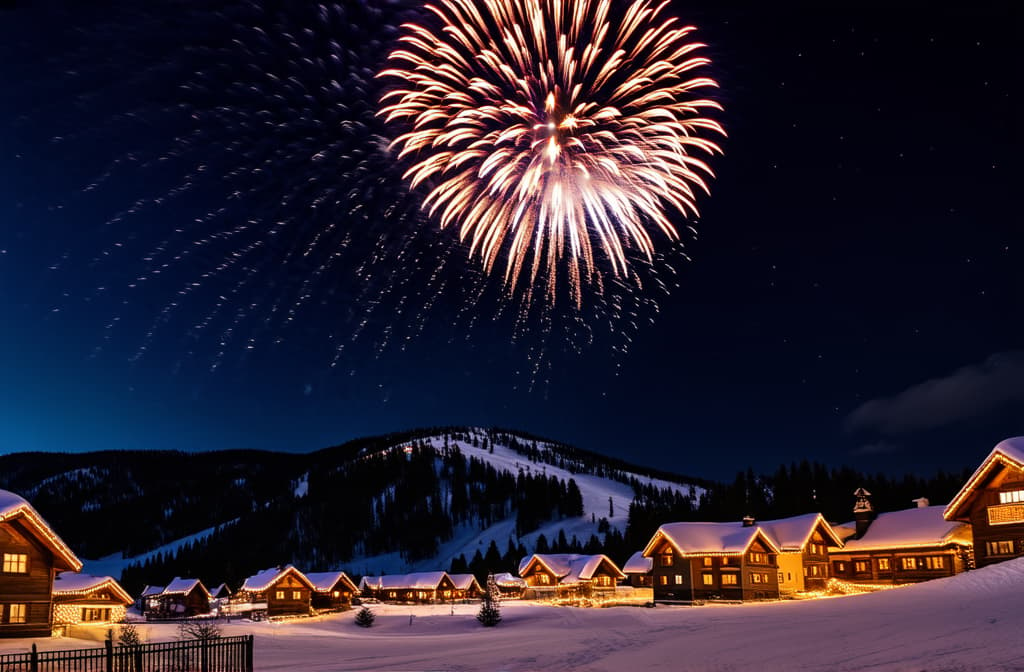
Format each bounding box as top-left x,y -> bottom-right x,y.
749,552 -> 766,564
702,557 -> 713,567
597,576 -> 612,587
659,575 -> 668,586
721,573 -> 738,586
810,565 -> 821,577
901,557 -> 917,570
388,591 -> 397,598
834,561 -> 846,573
82,608 -> 110,622
7,604 -> 26,624
2,554 -> 27,574
292,590 -> 301,600
751,572 -> 769,584
721,556 -> 734,566
877,558 -> 890,571
674,575 -> 683,585
539,574 -> 551,585
854,561 -> 868,573
659,553 -> 673,567
332,591 -> 340,598
999,489 -> 1024,504
925,556 -> 945,570
703,573 -> 714,586
778,572 -> 784,583
986,540 -> 1015,556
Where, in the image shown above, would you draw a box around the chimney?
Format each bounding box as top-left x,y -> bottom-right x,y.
912,497 -> 929,508
742,515 -> 756,527
853,487 -> 875,539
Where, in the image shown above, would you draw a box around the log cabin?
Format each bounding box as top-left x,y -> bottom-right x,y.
306,571 -> 358,611
358,572 -> 458,603
52,573 -> 133,627
757,513 -> 844,594
147,577 -> 212,618
642,521 -> 781,603
831,492 -> 972,584
139,584 -> 164,615
448,573 -> 483,600
944,436 -> 1024,568
622,551 -> 653,587
516,554 -> 625,597
491,572 -> 526,598
238,566 -> 314,617
209,583 -> 232,600
0,489 -> 82,638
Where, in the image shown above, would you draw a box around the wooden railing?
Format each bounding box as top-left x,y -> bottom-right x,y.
0,635 -> 254,672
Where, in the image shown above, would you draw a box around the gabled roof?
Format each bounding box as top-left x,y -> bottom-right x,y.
240,565 -> 314,592
305,571 -> 359,594
945,437 -> 1024,521
53,572 -> 133,604
162,577 -> 211,597
0,489 -> 82,572
359,572 -> 453,591
517,554 -> 625,584
643,522 -> 781,558
492,572 -> 526,588
209,583 -> 232,598
622,550 -> 653,574
141,584 -> 164,597
838,505 -> 972,552
448,573 -> 482,592
757,513 -> 845,552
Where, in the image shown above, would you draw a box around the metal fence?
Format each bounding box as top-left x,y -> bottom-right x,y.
0,635 -> 254,672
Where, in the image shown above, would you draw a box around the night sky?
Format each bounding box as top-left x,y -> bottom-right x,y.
0,1 -> 1019,481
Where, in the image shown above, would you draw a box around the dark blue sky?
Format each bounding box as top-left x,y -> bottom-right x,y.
1,1 -> 1019,480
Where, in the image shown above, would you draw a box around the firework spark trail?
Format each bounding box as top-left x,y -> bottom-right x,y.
380,0 -> 725,307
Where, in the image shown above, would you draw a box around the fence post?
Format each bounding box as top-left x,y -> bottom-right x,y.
201,638 -> 209,672
30,643 -> 38,672
134,645 -> 143,672
105,639 -> 114,672
245,634 -> 254,672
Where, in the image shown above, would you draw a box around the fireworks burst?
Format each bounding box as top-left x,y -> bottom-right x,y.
380,0 -> 725,306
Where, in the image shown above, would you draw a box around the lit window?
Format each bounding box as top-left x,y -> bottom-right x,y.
82,608 -> 110,622
854,561 -> 868,573
659,575 -> 668,586
292,590 -> 301,600
986,540 -> 1015,556
999,489 -> 1024,504
877,558 -> 890,570
674,575 -> 683,585
751,572 -> 762,584
810,565 -> 821,576
835,561 -> 846,572
275,591 -> 285,600
925,556 -> 945,570
702,557 -> 713,567
778,572 -> 784,583
2,554 -> 27,574
703,573 -> 714,586
539,574 -> 551,585
750,552 -> 766,564
721,573 -> 738,586
332,591 -> 340,598
659,553 -> 673,567
901,557 -> 917,570
7,604 -> 26,624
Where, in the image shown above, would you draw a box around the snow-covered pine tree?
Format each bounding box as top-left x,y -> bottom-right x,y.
355,606 -> 375,628
476,574 -> 501,627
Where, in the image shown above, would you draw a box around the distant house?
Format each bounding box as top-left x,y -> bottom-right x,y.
306,571 -> 359,611
757,513 -> 844,594
359,572 -> 457,603
944,436 -> 1024,567
208,583 -> 232,601
147,577 -> 211,618
448,573 -> 482,600
0,489 -> 82,638
517,554 -> 625,596
139,584 -> 164,615
52,573 -> 133,626
622,551 -> 653,588
831,491 -> 971,584
239,566 -> 314,617
642,521 -> 781,603
491,572 -> 526,598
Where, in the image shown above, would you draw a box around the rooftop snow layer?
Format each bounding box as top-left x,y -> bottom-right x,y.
448,574 -> 481,591
648,521 -> 778,556
839,505 -> 971,551
757,513 -> 843,551
622,551 -> 652,574
305,571 -> 356,593
518,554 -> 623,584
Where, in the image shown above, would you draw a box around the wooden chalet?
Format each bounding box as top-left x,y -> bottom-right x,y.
147,577 -> 211,618
622,551 -> 653,587
0,489 -> 82,638
448,573 -> 483,600
517,554 -> 625,597
831,491 -> 971,584
306,571 -> 359,611
239,566 -> 314,617
944,436 -> 1024,568
757,513 -> 844,594
139,584 -> 164,615
209,583 -> 232,600
642,521 -> 781,603
358,572 -> 457,603
52,572 -> 133,627
491,572 -> 526,598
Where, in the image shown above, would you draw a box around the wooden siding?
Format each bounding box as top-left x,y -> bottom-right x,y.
650,537 -> 779,603
829,545 -> 966,584
964,465 -> 1024,568
0,519 -> 56,637
261,574 -> 311,617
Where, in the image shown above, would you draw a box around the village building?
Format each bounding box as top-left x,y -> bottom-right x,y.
306,571 -> 359,611
145,577 -> 212,618
52,572 -> 133,627
642,521 -> 782,603
757,513 -> 844,594
517,554 -> 625,597
139,584 -> 164,615
491,572 -> 526,598
358,572 -> 458,603
0,489 -> 82,638
944,436 -> 1024,568
448,573 -> 483,600
622,551 -> 653,587
209,583 -> 232,600
831,490 -> 972,584
238,566 -> 314,618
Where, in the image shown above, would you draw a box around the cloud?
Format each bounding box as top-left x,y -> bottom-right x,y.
846,351 -> 1024,436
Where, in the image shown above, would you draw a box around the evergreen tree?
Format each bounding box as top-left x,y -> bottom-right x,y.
476,574 -> 501,627
355,606 -> 375,628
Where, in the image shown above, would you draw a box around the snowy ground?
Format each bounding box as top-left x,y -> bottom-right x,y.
7,558 -> 1024,671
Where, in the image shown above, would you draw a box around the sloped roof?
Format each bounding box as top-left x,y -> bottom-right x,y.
945,437 -> 1024,521
162,577 -> 210,597
359,572 -> 452,591
517,554 -> 625,584
492,572 -> 526,588
53,572 -> 133,604
622,551 -> 653,574
0,489 -> 82,572
448,573 -> 482,592
240,565 -> 314,592
141,584 -> 164,597
839,505 -> 972,552
757,513 -> 845,552
209,583 -> 232,597
305,571 -> 358,593
643,522 -> 781,557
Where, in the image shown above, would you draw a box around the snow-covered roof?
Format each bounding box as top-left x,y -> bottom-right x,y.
53,572 -> 133,604
448,574 -> 482,592
240,565 -> 314,592
945,436 -> 1024,521
839,505 -> 972,552
0,489 -> 82,572
492,572 -> 526,588
643,522 -> 781,557
517,554 -> 625,584
305,571 -> 358,593
623,551 -> 653,574
141,584 -> 164,597
360,572 -> 453,591
209,583 -> 232,597
162,577 -> 210,597
757,513 -> 845,552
